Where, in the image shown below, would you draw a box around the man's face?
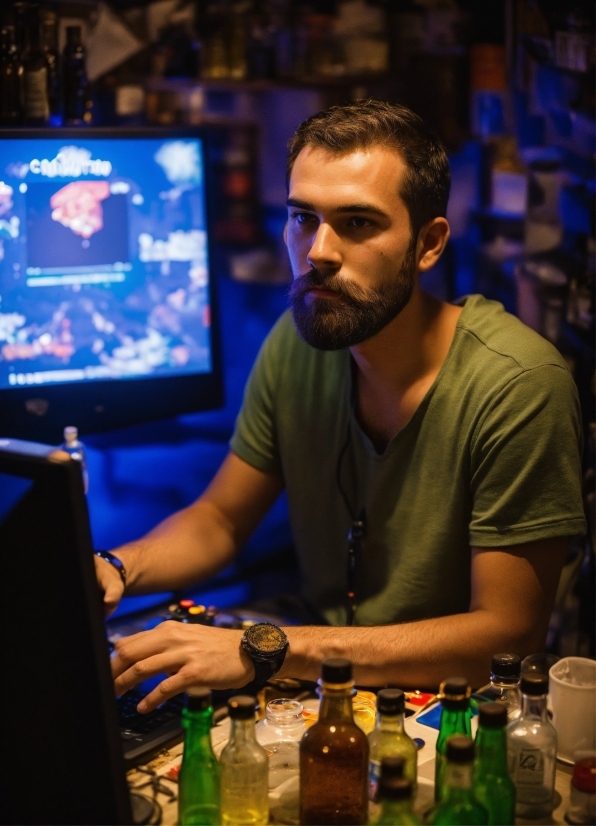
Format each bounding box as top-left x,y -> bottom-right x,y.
285,145 -> 417,350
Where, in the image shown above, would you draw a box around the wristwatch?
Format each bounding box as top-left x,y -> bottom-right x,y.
240,622 -> 289,686
94,549 -> 127,587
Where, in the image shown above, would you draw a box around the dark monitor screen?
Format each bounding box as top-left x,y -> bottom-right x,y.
0,437 -> 132,824
0,129 -> 222,442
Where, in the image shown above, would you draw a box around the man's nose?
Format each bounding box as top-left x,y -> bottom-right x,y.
307,223 -> 342,270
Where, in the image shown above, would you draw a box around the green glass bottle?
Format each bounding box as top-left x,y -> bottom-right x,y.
474,703 -> 516,825
369,688 -> 418,800
220,695 -> 269,826
178,688 -> 220,826
432,736 -> 488,825
376,757 -> 422,825
434,677 -> 472,802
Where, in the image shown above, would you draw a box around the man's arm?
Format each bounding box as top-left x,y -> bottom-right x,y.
96,451 -> 284,614
111,537 -> 566,711
282,538 -> 567,688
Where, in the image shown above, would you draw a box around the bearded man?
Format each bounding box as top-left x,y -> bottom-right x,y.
100,101 -> 585,711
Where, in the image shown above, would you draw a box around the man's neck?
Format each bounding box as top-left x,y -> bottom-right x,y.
350,286 -> 462,451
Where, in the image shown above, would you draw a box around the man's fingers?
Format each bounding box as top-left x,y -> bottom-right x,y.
114,652 -> 180,697
136,673 -> 192,713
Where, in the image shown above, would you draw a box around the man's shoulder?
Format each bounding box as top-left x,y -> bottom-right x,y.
455,294 -> 570,376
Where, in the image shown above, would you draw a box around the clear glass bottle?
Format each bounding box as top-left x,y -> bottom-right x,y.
220,695 -> 269,826
178,688 -> 220,826
507,672 -> 557,819
376,759 -> 422,825
434,677 -> 472,802
473,702 -> 516,825
61,426 -> 89,494
255,698 -> 305,824
300,658 -> 369,825
22,4 -> 49,126
368,688 -> 417,801
432,736 -> 488,825
484,653 -> 522,721
40,8 -> 60,125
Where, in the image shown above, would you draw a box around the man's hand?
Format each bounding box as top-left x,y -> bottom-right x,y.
94,554 -> 126,617
111,622 -> 255,712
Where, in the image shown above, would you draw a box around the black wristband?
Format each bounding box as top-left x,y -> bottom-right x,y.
94,550 -> 126,587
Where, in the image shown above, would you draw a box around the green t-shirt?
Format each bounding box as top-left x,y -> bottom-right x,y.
230,295 -> 586,626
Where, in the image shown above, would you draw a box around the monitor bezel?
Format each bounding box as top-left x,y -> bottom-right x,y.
0,127 -> 223,444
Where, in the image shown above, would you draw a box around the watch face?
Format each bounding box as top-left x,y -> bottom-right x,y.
245,623 -> 287,656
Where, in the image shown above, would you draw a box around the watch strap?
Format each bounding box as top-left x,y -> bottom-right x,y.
94,550 -> 126,587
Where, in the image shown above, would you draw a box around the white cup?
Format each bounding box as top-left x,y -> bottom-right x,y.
549,657 -> 596,762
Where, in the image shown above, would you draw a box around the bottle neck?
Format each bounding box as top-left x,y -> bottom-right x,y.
475,725 -> 508,772
377,711 -> 405,732
440,705 -> 470,732
379,797 -> 412,816
230,716 -> 258,744
183,707 -> 214,737
26,16 -> 42,52
520,693 -> 549,720
490,675 -> 520,689
318,686 -> 355,722
443,762 -> 474,798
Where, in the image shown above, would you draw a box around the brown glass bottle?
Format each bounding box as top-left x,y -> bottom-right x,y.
300,658 -> 369,825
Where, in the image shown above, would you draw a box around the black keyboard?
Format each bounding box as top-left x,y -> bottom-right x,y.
118,689 -> 185,766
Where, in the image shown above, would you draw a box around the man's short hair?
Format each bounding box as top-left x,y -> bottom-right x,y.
287,99 -> 451,240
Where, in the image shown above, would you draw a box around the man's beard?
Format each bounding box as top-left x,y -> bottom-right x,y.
289,240 -> 417,350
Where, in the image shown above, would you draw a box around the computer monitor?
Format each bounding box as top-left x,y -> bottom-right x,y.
0,128 -> 222,443
0,437 -> 132,825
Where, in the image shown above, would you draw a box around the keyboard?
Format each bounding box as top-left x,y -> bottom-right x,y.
118,689 -> 185,766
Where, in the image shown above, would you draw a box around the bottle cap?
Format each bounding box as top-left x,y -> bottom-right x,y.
491,653 -> 521,679
446,735 -> 475,763
379,755 -> 405,780
228,695 -> 257,720
186,687 -> 212,711
377,688 -> 405,715
378,776 -> 412,801
440,677 -> 471,708
321,658 -> 352,684
478,702 -> 507,729
520,672 -> 548,696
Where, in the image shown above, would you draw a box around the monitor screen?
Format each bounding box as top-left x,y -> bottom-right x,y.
0,128 -> 222,442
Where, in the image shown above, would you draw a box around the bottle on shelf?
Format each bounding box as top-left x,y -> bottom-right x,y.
255,697 -> 305,823
376,757 -> 422,825
62,26 -> 91,126
368,687 -> 417,800
61,426 -> 89,494
40,8 -> 60,125
220,695 -> 269,826
507,672 -> 557,819
484,653 -> 522,721
22,4 -> 50,126
178,688 -> 220,826
473,702 -> 516,825
434,677 -> 472,802
299,657 -> 369,826
0,23 -> 23,126
432,736 -> 488,825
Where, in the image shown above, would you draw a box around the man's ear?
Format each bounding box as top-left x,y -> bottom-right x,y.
416,217 -> 450,272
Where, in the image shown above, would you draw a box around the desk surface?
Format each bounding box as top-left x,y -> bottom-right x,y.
127,714 -> 574,825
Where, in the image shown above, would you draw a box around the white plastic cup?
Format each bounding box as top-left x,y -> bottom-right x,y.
549,657 -> 596,762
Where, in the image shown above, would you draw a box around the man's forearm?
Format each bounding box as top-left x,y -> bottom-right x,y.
281,610 -> 537,690
111,499 -> 237,595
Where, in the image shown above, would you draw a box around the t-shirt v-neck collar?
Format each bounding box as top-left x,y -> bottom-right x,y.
347,297 -> 470,461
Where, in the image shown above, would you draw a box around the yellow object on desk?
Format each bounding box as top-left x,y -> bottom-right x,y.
301,689 -> 377,734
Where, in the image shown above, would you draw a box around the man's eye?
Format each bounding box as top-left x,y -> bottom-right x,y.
293,212 -> 315,225
348,216 -> 372,229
